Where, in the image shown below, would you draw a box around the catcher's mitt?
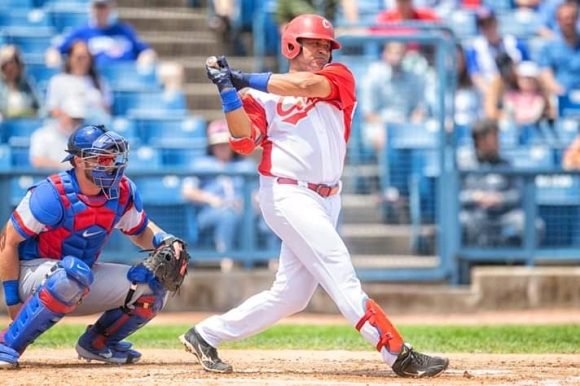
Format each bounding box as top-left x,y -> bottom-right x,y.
143,237 -> 190,292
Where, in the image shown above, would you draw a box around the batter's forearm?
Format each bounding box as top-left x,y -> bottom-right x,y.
225,108 -> 252,138
0,223 -> 24,282
268,72 -> 331,98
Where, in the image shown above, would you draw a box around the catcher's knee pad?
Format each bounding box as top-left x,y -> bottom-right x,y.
355,299 -> 404,355
2,256 -> 93,354
81,293 -> 163,351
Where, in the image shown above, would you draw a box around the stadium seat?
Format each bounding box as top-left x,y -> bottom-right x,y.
0,0 -> 34,9
498,9 -> 540,38
536,174 -> 580,205
113,90 -> 186,117
25,63 -> 59,95
133,115 -> 205,144
0,145 -> 11,170
47,8 -> 89,33
110,117 -> 138,144
503,146 -> 554,169
134,175 -> 185,205
388,121 -> 440,149
1,118 -> 44,142
127,146 -> 162,171
100,62 -> 160,92
10,175 -> 37,206
157,141 -> 207,169
447,10 -> 477,39
8,137 -> 31,168
0,9 -> 50,28
558,89 -> 580,119
5,28 -> 55,62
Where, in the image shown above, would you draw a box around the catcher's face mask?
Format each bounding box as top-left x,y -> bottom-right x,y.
80,131 -> 129,199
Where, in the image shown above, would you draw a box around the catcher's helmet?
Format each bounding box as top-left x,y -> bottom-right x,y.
63,125 -> 129,199
281,14 -> 341,60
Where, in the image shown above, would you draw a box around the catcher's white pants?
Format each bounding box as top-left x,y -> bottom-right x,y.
18,259 -> 155,315
196,176 -> 399,365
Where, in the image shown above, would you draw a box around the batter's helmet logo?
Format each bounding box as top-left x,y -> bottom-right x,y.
281,14 -> 341,60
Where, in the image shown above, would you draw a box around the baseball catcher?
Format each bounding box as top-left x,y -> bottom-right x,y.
0,125 -> 189,368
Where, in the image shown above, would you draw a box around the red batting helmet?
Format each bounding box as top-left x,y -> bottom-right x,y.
281,14 -> 341,60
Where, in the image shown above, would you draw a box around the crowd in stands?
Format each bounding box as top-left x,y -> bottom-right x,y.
2,0 -> 580,253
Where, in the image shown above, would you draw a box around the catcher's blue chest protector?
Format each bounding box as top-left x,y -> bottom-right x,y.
17,171 -> 133,267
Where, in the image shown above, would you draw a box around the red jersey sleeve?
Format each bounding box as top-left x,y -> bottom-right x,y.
241,92 -> 268,142
315,63 -> 356,110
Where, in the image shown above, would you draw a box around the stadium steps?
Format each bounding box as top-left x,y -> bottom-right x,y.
118,0 -> 191,8
341,223 -> 423,255
351,254 -> 438,269
118,7 -> 210,31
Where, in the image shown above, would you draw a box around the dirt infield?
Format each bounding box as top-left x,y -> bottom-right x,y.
4,349 -> 580,386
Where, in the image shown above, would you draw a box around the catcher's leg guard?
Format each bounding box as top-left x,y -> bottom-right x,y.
76,292 -> 164,364
355,299 -> 404,355
1,256 -> 93,356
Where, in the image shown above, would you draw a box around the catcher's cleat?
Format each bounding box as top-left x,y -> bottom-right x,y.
179,328 -> 233,373
391,343 -> 449,378
0,342 -> 19,369
76,333 -> 142,365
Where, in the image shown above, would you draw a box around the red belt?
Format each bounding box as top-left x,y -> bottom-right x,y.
276,177 -> 340,198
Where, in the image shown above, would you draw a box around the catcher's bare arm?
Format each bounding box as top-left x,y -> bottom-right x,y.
0,221 -> 26,319
128,220 -> 163,250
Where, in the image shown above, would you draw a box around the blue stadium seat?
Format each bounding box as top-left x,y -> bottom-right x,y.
0,0 -> 34,9
0,9 -> 50,28
498,9 -> 540,38
48,9 -> 89,33
1,118 -> 44,142
25,63 -> 59,95
127,146 -> 162,171
100,62 -> 160,92
5,28 -> 55,62
133,175 -> 185,205
503,146 -> 554,169
137,115 -> 206,145
157,141 -> 207,168
447,10 -> 477,39
8,137 -> 31,168
0,145 -> 11,170
554,119 -> 578,146
536,175 -> 580,205
110,117 -> 138,144
113,91 -> 186,116
484,0 -> 513,11
558,89 -> 580,119
388,121 -> 440,149
10,175 -> 38,206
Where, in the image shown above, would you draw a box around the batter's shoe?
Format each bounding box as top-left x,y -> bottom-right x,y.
179,327 -> 233,373
76,330 -> 142,365
391,343 -> 449,378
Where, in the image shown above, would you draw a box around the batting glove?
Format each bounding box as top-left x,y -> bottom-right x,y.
206,56 -> 234,92
230,70 -> 272,93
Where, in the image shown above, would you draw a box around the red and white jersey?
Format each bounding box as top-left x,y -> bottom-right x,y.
241,63 -> 356,185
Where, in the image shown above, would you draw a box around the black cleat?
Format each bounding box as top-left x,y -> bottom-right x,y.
179,327 -> 233,373
392,344 -> 449,378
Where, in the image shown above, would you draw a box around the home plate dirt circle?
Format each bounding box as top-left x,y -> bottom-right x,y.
4,349 -> 579,385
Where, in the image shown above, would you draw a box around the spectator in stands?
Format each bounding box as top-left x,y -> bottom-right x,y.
46,0 -> 156,68
181,120 -> 255,254
537,0 -> 580,39
466,8 -> 529,94
458,119 -> 528,247
376,0 -> 440,23
360,42 -> 426,150
454,43 -> 482,127
562,135 -> 580,170
46,40 -> 112,126
277,0 -> 358,27
539,1 -> 580,95
29,98 -> 86,169
0,45 -> 39,119
485,60 -> 552,127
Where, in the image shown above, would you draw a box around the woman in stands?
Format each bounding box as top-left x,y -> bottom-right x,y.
46,40 -> 112,126
0,45 -> 39,119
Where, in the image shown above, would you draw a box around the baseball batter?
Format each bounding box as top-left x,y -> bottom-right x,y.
180,14 -> 449,378
0,125 -> 188,368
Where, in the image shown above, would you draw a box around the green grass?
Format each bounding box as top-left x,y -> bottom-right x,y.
28,324 -> 580,354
